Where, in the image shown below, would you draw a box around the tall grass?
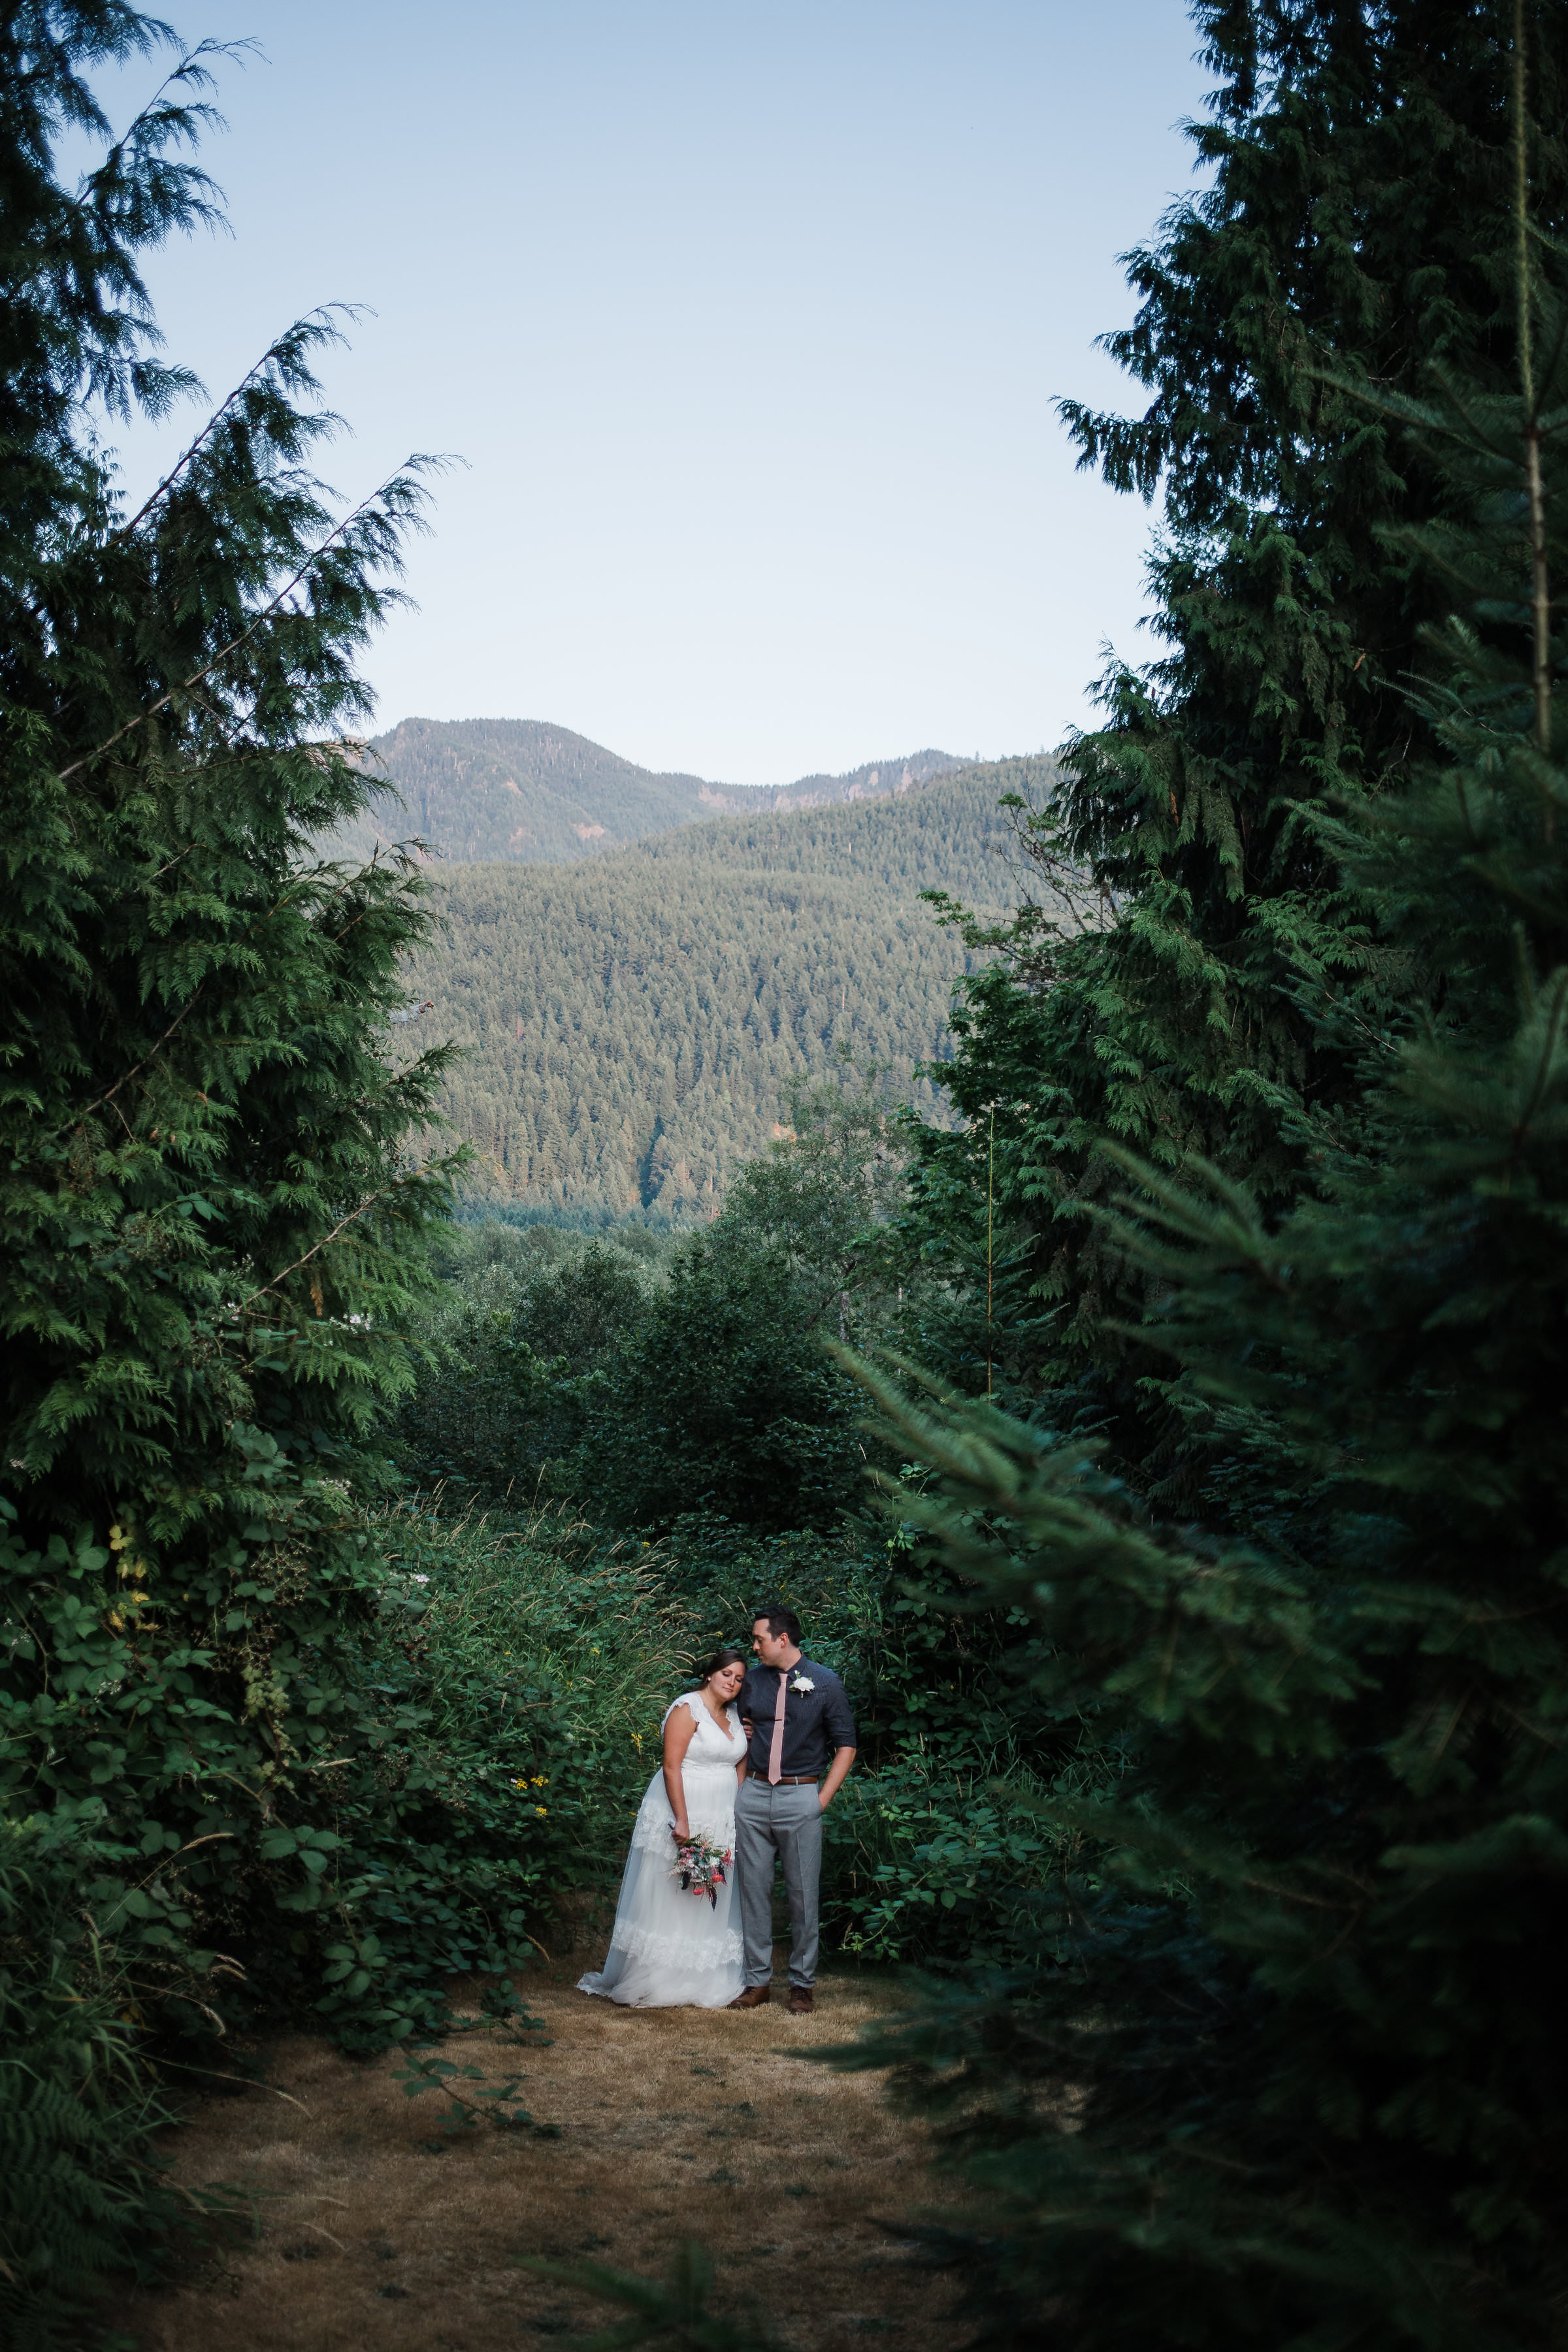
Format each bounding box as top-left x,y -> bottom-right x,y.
0,1817 -> 193,2350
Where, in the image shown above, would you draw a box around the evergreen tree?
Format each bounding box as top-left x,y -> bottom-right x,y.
574,1228 -> 864,1533
913,0 -> 1568,1483
836,33 -> 1568,2340
0,6 -> 540,2131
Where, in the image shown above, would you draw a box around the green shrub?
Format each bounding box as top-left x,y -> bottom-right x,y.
367,1492 -> 684,1911
393,1238 -> 657,1499
0,1816 -> 193,2350
826,1750 -> 1075,1968
574,1236 -> 866,1533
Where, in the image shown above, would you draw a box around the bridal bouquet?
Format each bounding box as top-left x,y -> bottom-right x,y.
672,1832 -> 732,1908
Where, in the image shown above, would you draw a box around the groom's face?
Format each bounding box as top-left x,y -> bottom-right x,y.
751,1618 -> 792,1668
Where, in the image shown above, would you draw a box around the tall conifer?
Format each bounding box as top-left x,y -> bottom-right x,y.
841,14 -> 1568,2336
0,6 -> 482,2077
915,0 -> 1568,1477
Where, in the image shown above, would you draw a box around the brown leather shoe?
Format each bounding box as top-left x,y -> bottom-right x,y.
787,1986 -> 814,2015
728,1984 -> 772,2009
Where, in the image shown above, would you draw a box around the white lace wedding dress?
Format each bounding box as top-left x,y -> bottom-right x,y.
578,1693 -> 747,2008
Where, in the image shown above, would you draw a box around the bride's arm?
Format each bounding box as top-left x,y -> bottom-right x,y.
661,1706 -> 698,1841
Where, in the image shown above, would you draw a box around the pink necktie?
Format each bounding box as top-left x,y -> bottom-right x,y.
767,1669 -> 789,1784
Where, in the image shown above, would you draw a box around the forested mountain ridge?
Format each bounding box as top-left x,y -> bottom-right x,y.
408,758 -> 1051,1213
630,755 -> 1044,889
336,714 -> 966,864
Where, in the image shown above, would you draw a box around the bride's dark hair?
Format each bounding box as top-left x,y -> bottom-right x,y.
694,1646 -> 746,1688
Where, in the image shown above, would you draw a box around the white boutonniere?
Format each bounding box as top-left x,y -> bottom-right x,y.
791,1672 -> 815,1693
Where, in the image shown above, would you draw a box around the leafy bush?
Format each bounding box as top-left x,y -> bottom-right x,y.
368,1492 -> 683,1905
394,1236 -> 659,1498
0,1816 -> 190,2350
399,1224 -> 874,1532
572,1233 -> 867,1532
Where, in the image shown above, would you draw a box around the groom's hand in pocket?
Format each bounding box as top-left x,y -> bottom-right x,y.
819,1746 -> 857,1812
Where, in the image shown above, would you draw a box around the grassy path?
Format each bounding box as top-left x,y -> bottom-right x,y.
111,1953 -> 967,2351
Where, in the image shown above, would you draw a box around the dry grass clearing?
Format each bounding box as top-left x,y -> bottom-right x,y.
109,1938 -> 970,2352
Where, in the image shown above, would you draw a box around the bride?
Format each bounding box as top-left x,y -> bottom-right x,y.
578,1648 -> 749,2008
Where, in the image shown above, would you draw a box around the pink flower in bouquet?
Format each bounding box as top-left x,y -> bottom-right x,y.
672,1832 -> 732,1908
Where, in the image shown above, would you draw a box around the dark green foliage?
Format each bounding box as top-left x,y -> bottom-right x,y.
0,15 -> 571,2338
518,2238 -> 776,2351
502,1239 -> 653,1376
396,1067 -> 922,1522
391,2041 -> 555,2141
821,52 -> 1568,2342
393,1237 -> 655,1498
712,1062 -> 912,1328
406,761 -> 1032,1214
335,713 -> 964,865
411,1063 -> 982,1533
911,0 -> 1568,1470
574,1234 -> 864,1533
0,1816 -> 195,2350
819,1544 -> 1077,1968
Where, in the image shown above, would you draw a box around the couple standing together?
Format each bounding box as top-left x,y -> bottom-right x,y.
579,1606 -> 855,2014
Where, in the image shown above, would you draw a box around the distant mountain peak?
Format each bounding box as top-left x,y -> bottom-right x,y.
336,717 -> 966,866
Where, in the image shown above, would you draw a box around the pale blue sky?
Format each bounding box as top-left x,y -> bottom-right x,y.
103,1 -> 1210,781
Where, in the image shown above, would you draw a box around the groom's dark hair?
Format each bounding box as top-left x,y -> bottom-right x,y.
754,1605 -> 801,1645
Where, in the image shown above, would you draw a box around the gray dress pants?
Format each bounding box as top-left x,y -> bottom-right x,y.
734,1779 -> 822,1987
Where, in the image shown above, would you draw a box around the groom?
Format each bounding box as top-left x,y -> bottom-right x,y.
729,1605 -> 856,2016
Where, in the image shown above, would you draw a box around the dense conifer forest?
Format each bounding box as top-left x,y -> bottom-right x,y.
412,759 -> 1043,1211
5,4 -> 1568,2349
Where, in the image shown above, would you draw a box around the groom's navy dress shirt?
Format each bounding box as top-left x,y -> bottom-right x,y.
739,1656 -> 856,1780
